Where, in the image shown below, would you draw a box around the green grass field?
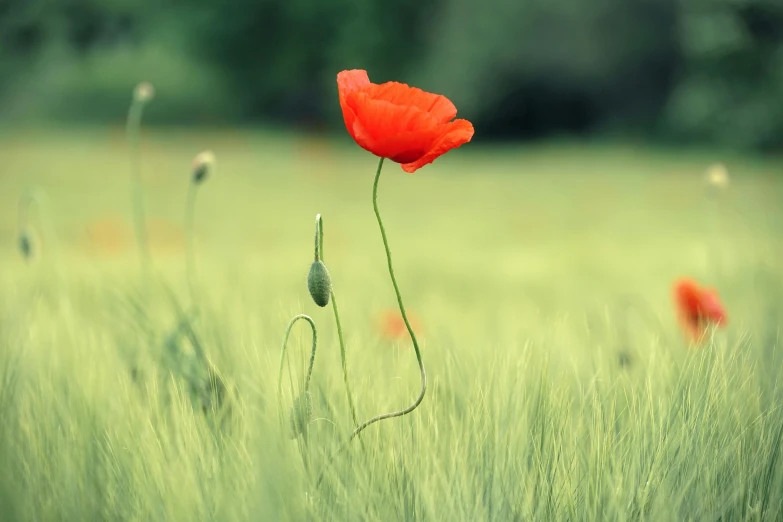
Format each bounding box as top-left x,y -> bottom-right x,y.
1,129 -> 783,521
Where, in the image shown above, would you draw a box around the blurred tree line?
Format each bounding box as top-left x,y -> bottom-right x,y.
1,0 -> 782,150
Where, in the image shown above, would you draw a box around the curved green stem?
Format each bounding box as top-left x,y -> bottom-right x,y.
277,314 -> 318,420
127,99 -> 151,275
330,291 -> 361,429
185,182 -> 199,306
317,157 -> 427,485
315,214 -> 361,430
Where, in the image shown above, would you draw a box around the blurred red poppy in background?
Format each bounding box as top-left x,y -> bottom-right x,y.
337,69 -> 474,173
379,310 -> 422,341
673,278 -> 727,344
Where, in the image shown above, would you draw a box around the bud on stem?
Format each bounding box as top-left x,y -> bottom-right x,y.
307,214 -> 332,307
191,151 -> 216,185
17,227 -> 34,262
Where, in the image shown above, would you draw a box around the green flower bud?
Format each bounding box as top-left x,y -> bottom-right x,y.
17,229 -> 34,261
191,151 -> 215,185
307,260 -> 332,307
289,391 -> 313,439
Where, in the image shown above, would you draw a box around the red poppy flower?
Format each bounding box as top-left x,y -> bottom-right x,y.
673,278 -> 727,344
379,310 -> 422,341
337,69 -> 474,173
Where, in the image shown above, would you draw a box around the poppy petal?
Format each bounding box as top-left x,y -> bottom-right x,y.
701,290 -> 727,325
337,70 -> 372,143
337,69 -> 371,96
348,94 -> 440,159
366,82 -> 458,124
401,119 -> 474,173
672,278 -> 728,346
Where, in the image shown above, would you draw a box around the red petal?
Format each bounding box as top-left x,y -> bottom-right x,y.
401,119 -> 474,173
337,69 -> 371,95
365,81 -> 457,124
337,70 -> 372,144
347,93 -> 440,159
700,290 -> 727,325
674,279 -> 701,316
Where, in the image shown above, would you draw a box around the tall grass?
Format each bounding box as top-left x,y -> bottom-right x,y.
0,130 -> 782,520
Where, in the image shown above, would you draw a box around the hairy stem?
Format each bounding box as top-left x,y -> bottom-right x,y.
277,314 -> 318,416
315,214 -> 361,429
330,291 -> 361,429
317,157 -> 427,486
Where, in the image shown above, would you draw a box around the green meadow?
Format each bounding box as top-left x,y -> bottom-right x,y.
1,128 -> 783,521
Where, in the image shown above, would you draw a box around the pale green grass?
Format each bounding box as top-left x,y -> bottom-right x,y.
1,129 -> 783,520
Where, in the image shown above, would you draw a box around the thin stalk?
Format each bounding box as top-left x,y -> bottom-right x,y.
277,314 -> 318,423
707,190 -> 723,283
315,214 -> 361,430
330,292 -> 361,426
317,157 -> 427,485
185,181 -> 199,306
127,99 -> 151,275
17,189 -> 64,284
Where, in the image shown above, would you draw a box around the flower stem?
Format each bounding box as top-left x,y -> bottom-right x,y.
707,191 -> 723,283
185,181 -> 198,306
315,214 -> 361,430
127,100 -> 151,276
330,291 -> 361,429
277,315 -> 318,420
17,188 -> 63,283
316,157 -> 427,486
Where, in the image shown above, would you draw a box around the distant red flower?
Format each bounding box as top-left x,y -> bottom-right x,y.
673,278 -> 727,344
337,69 -> 474,173
379,310 -> 422,341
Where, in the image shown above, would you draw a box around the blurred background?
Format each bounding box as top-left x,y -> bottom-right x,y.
1,0 -> 783,151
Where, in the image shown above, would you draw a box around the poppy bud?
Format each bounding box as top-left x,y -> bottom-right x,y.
133,82 -> 155,104
288,391 -> 313,439
191,151 -> 215,185
17,228 -> 34,262
307,260 -> 332,307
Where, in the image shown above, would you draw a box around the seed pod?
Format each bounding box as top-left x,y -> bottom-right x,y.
192,151 -> 216,185
307,260 -> 332,307
289,391 -> 313,439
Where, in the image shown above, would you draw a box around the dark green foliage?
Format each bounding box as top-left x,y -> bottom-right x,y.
664,0 -> 783,150
1,0 -> 782,149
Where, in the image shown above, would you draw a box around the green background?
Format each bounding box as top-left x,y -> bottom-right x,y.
2,0 -> 783,150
